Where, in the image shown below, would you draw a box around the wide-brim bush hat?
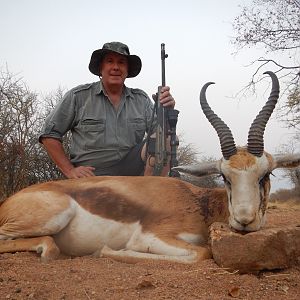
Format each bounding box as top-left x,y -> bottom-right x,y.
89,41 -> 142,78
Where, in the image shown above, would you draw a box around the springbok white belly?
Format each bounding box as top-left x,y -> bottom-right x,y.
53,201 -> 140,256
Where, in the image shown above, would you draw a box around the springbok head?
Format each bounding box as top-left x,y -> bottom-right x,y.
174,71 -> 300,232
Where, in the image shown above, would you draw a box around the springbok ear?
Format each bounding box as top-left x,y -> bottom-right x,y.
172,161 -> 221,177
272,153 -> 300,170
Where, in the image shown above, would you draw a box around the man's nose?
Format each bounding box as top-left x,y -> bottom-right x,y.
112,62 -> 119,69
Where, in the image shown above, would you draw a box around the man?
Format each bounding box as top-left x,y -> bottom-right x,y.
39,41 -> 176,178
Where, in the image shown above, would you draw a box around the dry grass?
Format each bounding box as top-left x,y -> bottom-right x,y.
270,188 -> 300,206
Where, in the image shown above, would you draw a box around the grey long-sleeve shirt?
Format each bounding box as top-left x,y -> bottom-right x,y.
39,81 -> 156,170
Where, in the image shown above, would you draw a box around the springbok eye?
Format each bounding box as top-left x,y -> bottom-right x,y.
222,174 -> 231,187
259,173 -> 270,187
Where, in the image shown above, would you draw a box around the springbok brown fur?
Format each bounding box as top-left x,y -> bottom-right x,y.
0,71 -> 299,263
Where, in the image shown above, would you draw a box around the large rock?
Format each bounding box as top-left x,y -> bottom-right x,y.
209,222 -> 300,273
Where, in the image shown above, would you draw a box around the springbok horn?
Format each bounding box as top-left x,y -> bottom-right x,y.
200,82 -> 237,160
247,71 -> 280,157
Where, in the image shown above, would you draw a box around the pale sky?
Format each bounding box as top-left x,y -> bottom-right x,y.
0,0 -> 297,191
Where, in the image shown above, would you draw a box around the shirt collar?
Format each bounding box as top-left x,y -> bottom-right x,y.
95,80 -> 104,95
95,80 -> 132,99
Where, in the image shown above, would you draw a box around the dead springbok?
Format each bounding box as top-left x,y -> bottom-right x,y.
0,71 -> 299,264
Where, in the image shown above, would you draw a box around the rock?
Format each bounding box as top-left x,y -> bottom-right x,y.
136,280 -> 155,290
209,222 -> 300,273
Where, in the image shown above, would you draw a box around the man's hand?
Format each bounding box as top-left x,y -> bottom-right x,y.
159,86 -> 175,108
40,137 -> 96,179
65,166 -> 96,179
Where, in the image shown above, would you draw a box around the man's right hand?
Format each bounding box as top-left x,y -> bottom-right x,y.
40,137 -> 96,179
65,166 -> 96,179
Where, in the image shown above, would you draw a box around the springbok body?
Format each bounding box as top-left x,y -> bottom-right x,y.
0,71 -> 299,263
0,177 -> 228,262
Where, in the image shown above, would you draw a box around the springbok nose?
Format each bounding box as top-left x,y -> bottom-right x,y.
234,207 -> 255,227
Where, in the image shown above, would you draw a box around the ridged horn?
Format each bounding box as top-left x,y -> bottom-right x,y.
200,82 -> 237,160
247,71 -> 280,157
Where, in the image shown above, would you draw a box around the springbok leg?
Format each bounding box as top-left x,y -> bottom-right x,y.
0,236 -> 60,261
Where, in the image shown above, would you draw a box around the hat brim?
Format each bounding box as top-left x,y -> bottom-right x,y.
88,49 -> 142,78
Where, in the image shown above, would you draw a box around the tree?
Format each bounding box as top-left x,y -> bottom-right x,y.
276,139 -> 300,192
0,70 -> 37,198
0,70 -> 63,200
282,86 -> 300,128
176,136 -> 199,165
176,138 -> 223,188
232,0 -> 300,105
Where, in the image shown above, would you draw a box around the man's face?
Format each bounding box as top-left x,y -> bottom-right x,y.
100,52 -> 128,87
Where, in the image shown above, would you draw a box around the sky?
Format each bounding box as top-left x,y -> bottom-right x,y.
0,0 -> 297,191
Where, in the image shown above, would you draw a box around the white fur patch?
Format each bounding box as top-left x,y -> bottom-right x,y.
54,202 -> 140,256
127,228 -> 192,256
177,232 -> 206,245
43,200 -> 76,234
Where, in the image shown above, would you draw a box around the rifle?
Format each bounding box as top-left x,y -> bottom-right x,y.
152,43 -> 179,176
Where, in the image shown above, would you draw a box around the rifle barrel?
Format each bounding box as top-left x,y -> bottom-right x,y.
161,43 -> 168,86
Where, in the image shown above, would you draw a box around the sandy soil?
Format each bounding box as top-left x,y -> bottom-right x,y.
0,202 -> 300,300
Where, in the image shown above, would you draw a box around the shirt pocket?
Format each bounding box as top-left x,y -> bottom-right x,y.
79,119 -> 105,150
127,118 -> 146,144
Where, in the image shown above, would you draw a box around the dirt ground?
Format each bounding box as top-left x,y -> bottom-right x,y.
0,202 -> 300,300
